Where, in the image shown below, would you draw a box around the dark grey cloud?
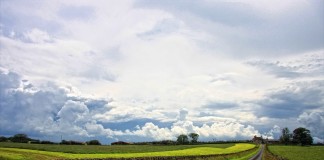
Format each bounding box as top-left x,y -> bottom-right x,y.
298,111 -> 324,138
99,118 -> 173,131
203,101 -> 238,109
247,61 -> 301,78
135,0 -> 324,56
253,80 -> 324,118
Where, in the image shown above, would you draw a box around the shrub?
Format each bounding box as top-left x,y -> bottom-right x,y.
86,140 -> 101,145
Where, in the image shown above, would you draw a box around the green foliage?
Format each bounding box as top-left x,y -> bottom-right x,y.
177,134 -> 189,144
86,140 -> 101,145
279,127 -> 292,145
189,133 -> 199,143
0,136 -> 8,142
292,127 -> 313,145
60,140 -> 84,145
10,134 -> 31,143
268,145 -> 324,160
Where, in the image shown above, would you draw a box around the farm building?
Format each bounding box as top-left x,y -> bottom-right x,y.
252,135 -> 264,144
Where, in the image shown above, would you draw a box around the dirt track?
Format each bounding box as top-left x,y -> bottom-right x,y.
249,144 -> 264,160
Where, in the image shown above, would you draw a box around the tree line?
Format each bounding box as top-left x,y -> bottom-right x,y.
280,127 -> 313,146
0,134 -> 101,145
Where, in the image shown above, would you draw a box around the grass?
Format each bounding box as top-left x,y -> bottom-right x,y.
0,143 -> 256,159
235,145 -> 261,160
268,145 -> 324,160
0,142 -> 234,154
0,148 -> 62,160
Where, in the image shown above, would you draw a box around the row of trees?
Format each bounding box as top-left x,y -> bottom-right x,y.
280,127 -> 313,146
0,134 -> 34,143
176,133 -> 199,144
0,134 -> 101,145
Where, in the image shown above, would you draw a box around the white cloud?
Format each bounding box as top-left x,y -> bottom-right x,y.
0,0 -> 323,143
24,28 -> 52,43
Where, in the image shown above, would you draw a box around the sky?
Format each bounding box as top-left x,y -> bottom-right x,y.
0,0 -> 323,144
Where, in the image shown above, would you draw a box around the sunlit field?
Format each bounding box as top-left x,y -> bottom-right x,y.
0,143 -> 256,160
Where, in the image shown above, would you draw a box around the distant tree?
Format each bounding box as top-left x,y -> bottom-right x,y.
40,140 -> 55,144
293,127 -> 313,146
87,140 -> 101,145
0,136 -> 8,142
189,133 -> 199,143
60,140 -> 69,145
10,134 -> 31,143
280,127 -> 291,145
177,134 -> 189,144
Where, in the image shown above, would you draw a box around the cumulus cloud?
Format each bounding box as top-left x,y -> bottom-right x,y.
262,125 -> 281,139
298,110 -> 324,138
253,80 -> 324,118
0,69 -> 110,139
129,121 -> 260,141
1,0 -> 323,143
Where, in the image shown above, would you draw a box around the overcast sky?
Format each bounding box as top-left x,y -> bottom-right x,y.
0,0 -> 323,144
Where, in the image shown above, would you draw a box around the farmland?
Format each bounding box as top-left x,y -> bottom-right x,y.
268,145 -> 324,160
0,142 -> 257,160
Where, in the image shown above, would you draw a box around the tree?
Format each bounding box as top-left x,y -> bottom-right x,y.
177,134 -> 189,144
10,134 -> 31,143
0,136 -> 8,142
293,127 -> 313,146
86,140 -> 101,145
279,127 -> 291,145
189,133 -> 199,143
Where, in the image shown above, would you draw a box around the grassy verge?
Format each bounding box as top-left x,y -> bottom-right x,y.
235,145 -> 261,160
268,145 -> 324,160
0,143 -> 255,159
262,144 -> 286,160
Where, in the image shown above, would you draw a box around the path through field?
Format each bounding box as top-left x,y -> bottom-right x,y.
249,144 -> 264,160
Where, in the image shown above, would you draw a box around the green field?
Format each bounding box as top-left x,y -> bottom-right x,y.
0,142 -> 256,160
0,142 -> 235,154
268,145 -> 324,160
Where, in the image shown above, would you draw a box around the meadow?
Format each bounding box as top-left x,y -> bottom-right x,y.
0,142 -> 257,160
268,145 -> 324,160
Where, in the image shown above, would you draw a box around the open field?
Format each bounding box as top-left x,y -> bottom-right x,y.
0,142 -> 235,154
268,145 -> 324,160
0,143 -> 256,160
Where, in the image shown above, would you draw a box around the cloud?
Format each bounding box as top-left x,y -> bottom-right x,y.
298,110 -> 324,138
0,69 -> 110,139
253,80 -> 324,118
24,28 -> 52,43
178,108 -> 188,121
203,101 -> 238,109
261,125 -> 281,139
0,0 -> 323,143
135,0 -> 324,56
58,5 -> 95,21
247,51 -> 324,79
